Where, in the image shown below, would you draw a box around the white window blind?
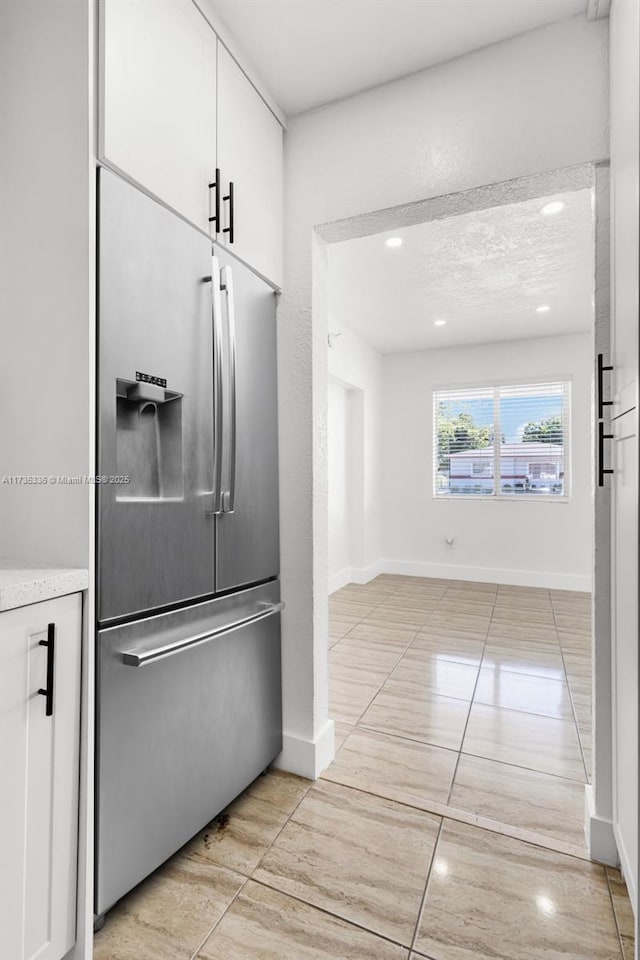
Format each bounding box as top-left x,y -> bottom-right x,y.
433,381 -> 570,499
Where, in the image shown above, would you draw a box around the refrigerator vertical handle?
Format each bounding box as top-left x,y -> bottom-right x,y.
221,264 -> 237,514
210,256 -> 224,514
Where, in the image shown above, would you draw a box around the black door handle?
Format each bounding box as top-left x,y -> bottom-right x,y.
597,353 -> 613,420
37,622 -> 55,717
208,168 -> 221,233
598,421 -> 614,487
223,181 -> 235,244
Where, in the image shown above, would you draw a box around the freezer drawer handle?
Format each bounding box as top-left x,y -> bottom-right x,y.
120,601 -> 285,667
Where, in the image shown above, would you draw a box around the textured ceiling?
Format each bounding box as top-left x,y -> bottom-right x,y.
327,189 -> 594,354
205,0 -> 588,115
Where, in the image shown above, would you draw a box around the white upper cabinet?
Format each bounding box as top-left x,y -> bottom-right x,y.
0,593 -> 82,960
216,44 -> 283,287
100,0 -> 217,233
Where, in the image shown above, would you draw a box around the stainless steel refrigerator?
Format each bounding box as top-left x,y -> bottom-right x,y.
95,168 -> 282,919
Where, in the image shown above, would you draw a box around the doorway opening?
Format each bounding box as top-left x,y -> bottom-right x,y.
317,162 -> 610,860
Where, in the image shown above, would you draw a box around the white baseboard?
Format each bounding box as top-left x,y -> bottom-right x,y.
328,568 -> 353,594
272,719 -> 335,780
329,560 -> 384,594
584,784 -> 619,866
381,559 -> 591,593
614,821 -> 638,914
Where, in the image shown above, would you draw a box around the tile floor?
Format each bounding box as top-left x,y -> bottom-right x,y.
94,575 -> 635,960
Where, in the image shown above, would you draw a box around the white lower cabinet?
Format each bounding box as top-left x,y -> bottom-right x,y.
0,593 -> 82,960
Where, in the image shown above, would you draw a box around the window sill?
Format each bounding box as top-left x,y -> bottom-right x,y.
433,495 -> 571,503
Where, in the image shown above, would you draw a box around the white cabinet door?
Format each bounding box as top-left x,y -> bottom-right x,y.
217,43 -> 283,287
100,0 -> 217,233
0,593 -> 82,960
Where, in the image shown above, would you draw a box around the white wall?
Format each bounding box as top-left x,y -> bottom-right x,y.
277,14 -> 609,777
327,325 -> 383,591
381,333 -> 593,590
0,0 -> 94,568
327,381 -> 351,586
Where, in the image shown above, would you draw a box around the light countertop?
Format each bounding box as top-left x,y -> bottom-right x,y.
0,558 -> 88,613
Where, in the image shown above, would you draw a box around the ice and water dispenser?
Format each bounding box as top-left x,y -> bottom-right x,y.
115,377 -> 183,500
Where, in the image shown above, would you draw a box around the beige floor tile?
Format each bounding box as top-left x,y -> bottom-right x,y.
254,779 -> 440,946
382,594 -> 441,612
428,612 -> 492,632
447,580 -> 498,593
198,881 -> 409,960
487,620 -> 560,643
409,632 -> 486,665
328,616 -> 358,640
491,606 -> 556,626
93,855 -> 244,960
462,703 -> 586,781
330,651 -> 393,686
322,725 -> 457,808
482,639 -> 565,680
436,597 -> 495,615
352,621 -> 419,645
333,720 -> 354,753
391,657 -> 479,700
329,600 -> 374,620
365,605 -> 432,627
449,754 -> 587,848
414,820 -> 621,960
473,665 -> 574,719
554,612 -> 592,631
498,584 -> 549,597
329,674 -> 380,724
550,589 -> 592,601
360,680 -> 471,750
331,636 -> 406,674
607,867 -> 636,960
181,770 -> 310,877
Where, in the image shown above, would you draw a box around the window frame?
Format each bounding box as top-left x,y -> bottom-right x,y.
432,377 -> 572,503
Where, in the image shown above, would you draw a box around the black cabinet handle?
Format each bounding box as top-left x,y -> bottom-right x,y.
37,622 -> 55,717
598,421 -> 614,487
597,353 -> 613,420
208,169 -> 220,233
223,181 -> 235,245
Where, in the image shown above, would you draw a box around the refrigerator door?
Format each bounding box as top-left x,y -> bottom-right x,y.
213,247 -> 280,591
98,169 -> 216,623
95,581 -> 283,916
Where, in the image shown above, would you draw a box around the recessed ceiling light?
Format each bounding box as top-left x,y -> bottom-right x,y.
385,237 -> 403,248
433,318 -> 447,326
540,200 -> 565,216
536,305 -> 550,313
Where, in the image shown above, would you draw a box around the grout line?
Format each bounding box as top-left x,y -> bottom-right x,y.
189,775 -> 316,959
551,599 -> 591,783
410,818 -> 445,955
316,776 -> 591,861
605,867 -> 629,960
189,874 -> 251,960
445,586 -> 493,804
249,779 -> 314,877
249,875 -> 416,952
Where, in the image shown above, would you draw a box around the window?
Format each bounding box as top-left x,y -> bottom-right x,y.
434,381 -> 570,499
